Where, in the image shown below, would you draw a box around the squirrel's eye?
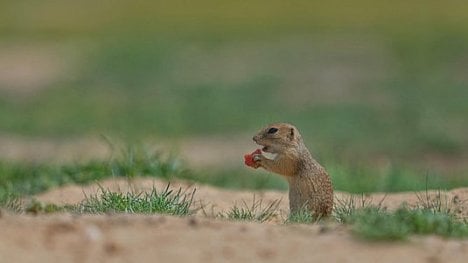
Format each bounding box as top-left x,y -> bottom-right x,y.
267,127 -> 278,134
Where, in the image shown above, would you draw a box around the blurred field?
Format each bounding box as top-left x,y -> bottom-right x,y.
1,0 -> 468,193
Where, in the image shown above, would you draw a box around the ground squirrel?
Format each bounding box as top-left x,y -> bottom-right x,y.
251,123 -> 333,217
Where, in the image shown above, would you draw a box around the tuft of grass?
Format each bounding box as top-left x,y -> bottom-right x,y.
415,189 -> 452,214
334,191 -> 468,240
24,200 -> 72,214
333,193 -> 468,240
223,197 -> 281,223
346,206 -> 468,240
0,193 -> 24,213
333,194 -> 386,223
1,184 -> 196,216
287,209 -> 317,224
76,184 -> 195,216
413,178 -> 466,218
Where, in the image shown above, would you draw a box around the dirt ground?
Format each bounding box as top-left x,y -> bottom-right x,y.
1,178 -> 467,263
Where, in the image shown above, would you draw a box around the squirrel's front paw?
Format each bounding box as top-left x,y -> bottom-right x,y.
252,154 -> 262,162
252,154 -> 264,168
244,149 -> 262,169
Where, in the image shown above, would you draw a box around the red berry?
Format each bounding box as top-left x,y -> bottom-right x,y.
243,149 -> 262,168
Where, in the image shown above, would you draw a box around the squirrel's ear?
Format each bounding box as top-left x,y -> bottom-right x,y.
288,127 -> 295,140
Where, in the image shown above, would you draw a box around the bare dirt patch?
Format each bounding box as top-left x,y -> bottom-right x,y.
1,213 -> 467,263
0,43 -> 80,95
1,178 -> 467,263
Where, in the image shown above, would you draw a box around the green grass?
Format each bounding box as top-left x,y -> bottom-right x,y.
0,146 -> 187,198
327,164 -> 468,193
0,149 -> 288,204
25,200 -> 72,214
4,184 -> 195,216
76,184 -> 195,215
286,194 -> 468,240
221,197 -> 281,223
287,209 -> 318,224
0,194 -> 24,213
345,207 -> 468,240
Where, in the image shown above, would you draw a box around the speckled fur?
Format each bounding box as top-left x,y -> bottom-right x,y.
252,123 -> 333,217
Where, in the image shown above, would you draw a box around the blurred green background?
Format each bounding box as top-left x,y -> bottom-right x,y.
1,1 -> 467,193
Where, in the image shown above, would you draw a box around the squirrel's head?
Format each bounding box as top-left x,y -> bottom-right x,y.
253,123 -> 304,154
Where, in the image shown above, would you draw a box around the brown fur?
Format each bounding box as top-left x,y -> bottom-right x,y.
252,123 -> 333,217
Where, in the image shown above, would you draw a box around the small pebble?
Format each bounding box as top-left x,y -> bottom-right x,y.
85,225 -> 103,242
188,217 -> 198,226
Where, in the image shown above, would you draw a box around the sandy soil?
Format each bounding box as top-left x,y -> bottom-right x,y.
1,178 -> 467,263
0,43 -> 80,95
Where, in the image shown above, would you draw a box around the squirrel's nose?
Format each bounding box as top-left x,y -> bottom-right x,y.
252,135 -> 258,142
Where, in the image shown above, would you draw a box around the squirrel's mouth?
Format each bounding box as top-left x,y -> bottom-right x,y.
253,137 -> 274,153
259,145 -> 279,160
259,145 -> 275,153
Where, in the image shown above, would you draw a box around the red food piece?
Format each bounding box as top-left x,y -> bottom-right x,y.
244,149 -> 262,168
